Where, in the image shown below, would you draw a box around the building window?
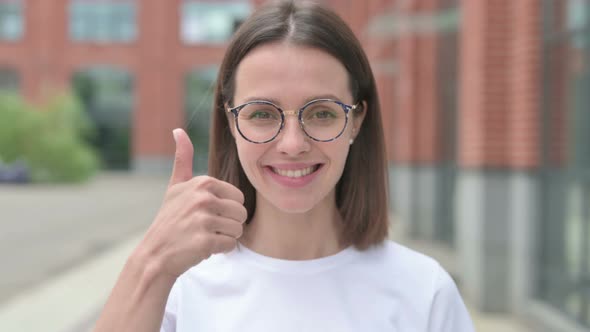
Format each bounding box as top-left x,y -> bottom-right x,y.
181,1 -> 251,44
184,66 -> 217,173
0,0 -> 23,41
72,67 -> 134,169
0,67 -> 19,92
539,0 -> 590,327
69,0 -> 137,43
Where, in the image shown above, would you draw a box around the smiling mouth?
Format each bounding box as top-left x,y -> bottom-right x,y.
269,164 -> 322,178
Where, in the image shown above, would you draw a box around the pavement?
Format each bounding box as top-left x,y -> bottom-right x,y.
389,225 -> 534,332
0,173 -> 534,332
0,173 -> 168,332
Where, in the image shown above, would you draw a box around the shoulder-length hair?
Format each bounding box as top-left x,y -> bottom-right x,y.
208,0 -> 389,249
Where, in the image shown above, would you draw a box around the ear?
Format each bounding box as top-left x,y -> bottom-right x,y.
351,100 -> 367,139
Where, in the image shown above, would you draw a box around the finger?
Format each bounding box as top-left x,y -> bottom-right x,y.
210,233 -> 238,254
170,128 -> 194,186
209,216 -> 244,239
215,198 -> 248,223
213,180 -> 244,204
198,176 -> 244,204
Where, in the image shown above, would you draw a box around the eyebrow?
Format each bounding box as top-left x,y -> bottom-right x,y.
240,94 -> 346,106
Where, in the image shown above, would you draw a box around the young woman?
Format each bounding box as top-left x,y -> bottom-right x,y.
93,1 -> 475,331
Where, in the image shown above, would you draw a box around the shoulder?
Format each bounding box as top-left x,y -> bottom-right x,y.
364,240 -> 446,278
177,252 -> 234,285
359,240 -> 455,301
369,241 -> 474,330
165,252 -> 235,307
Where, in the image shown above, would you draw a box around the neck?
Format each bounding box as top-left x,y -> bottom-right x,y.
239,191 -> 344,260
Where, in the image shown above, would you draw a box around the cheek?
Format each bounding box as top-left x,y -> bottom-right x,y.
235,139 -> 264,174
326,141 -> 351,172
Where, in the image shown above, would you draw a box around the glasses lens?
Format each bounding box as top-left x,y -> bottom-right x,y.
237,102 -> 282,143
301,100 -> 347,141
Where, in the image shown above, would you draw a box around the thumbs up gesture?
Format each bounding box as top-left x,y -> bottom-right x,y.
138,129 -> 247,279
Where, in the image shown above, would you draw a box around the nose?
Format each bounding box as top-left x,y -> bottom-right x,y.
275,116 -> 310,156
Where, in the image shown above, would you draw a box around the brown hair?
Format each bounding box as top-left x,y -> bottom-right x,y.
208,0 -> 389,249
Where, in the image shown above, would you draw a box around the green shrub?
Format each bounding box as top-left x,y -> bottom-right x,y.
0,92 -> 100,182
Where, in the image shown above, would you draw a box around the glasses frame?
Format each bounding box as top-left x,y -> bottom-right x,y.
227,98 -> 359,144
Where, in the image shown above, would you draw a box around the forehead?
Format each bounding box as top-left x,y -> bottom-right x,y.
233,42 -> 352,105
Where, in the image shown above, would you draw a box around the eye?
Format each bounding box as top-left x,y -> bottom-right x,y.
305,107 -> 339,121
313,110 -> 336,119
248,110 -> 277,120
239,103 -> 281,121
249,111 -> 275,119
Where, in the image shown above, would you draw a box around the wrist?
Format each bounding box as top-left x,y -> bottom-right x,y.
128,244 -> 177,291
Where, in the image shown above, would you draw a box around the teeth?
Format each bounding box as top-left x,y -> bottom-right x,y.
272,166 -> 316,178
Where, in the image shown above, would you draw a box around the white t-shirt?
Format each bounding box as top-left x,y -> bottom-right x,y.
160,240 -> 475,332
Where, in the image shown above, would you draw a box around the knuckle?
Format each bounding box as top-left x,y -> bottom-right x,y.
239,206 -> 248,222
165,181 -> 184,197
196,176 -> 216,189
237,191 -> 245,204
194,192 -> 217,210
197,215 -> 215,232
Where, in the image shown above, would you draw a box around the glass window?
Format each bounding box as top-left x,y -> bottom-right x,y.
539,0 -> 590,327
567,0 -> 589,48
181,1 -> 251,44
0,0 -> 23,41
72,67 -> 134,169
184,66 -> 217,173
0,67 -> 19,92
69,0 -> 137,43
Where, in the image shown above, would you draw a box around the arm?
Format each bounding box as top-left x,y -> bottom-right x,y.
92,129 -> 246,332
427,266 -> 476,332
92,248 -> 176,332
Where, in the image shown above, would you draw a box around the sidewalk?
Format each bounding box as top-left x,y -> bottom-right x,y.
0,172 -> 169,332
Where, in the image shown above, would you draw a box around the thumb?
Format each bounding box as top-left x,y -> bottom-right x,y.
169,128 -> 194,186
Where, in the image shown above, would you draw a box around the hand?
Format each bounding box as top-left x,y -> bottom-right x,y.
138,128 -> 247,279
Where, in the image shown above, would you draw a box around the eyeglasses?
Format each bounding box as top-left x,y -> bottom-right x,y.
227,98 -> 359,144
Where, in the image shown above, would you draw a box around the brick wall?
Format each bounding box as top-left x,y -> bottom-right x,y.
509,0 -> 542,168
11,0 -> 553,170
377,0 -> 447,164
459,0 -> 543,169
365,0 -> 397,161
543,1 -> 570,168
365,0 -> 546,169
0,0 -> 226,161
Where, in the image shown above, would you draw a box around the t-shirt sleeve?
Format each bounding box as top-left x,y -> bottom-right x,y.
160,280 -> 181,332
427,266 -> 475,332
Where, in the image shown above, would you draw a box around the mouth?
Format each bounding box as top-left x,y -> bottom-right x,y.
267,164 -> 323,178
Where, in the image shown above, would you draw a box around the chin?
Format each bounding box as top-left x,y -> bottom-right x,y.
264,195 -> 318,215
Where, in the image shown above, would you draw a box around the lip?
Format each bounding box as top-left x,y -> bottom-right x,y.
263,163 -> 324,188
266,163 -> 320,170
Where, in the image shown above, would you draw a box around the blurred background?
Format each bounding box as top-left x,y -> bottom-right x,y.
0,0 -> 588,331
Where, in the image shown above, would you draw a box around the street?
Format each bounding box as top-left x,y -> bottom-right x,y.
0,173 -> 168,306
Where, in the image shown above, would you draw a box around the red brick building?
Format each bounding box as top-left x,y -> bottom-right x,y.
366,1 -> 590,331
1,0 -> 589,330
0,0 -> 378,171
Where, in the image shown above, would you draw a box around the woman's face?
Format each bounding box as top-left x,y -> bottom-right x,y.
231,42 -> 363,214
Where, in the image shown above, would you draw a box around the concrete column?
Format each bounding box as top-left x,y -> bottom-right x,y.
389,165 -> 418,236
456,170 -> 539,312
456,0 -> 543,312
